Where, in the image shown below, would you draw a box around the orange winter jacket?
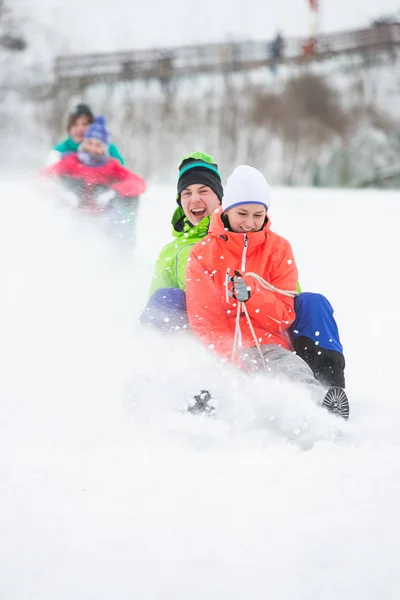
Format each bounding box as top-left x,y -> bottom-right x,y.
186,207 -> 298,361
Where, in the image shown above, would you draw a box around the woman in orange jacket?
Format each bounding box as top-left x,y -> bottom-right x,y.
186,165 -> 349,419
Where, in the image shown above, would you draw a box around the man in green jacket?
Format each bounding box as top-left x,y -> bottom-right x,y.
148,152 -> 222,297
46,103 -> 125,166
141,152 -> 346,395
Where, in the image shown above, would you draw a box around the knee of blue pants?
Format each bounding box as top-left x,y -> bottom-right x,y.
139,287 -> 189,331
289,292 -> 343,353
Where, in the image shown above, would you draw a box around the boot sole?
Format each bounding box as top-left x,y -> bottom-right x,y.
322,386 -> 350,420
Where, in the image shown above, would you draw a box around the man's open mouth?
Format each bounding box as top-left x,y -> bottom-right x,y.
191,208 -> 206,218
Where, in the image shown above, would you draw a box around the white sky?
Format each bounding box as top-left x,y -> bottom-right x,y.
17,0 -> 400,53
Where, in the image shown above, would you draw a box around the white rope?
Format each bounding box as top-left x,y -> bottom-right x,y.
244,272 -> 298,299
231,300 -> 241,364
230,273 -> 298,368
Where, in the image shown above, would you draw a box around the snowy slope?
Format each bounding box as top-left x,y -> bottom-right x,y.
1,178 -> 400,599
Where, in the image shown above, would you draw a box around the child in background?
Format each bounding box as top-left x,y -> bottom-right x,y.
42,115 -> 146,212
46,103 -> 125,166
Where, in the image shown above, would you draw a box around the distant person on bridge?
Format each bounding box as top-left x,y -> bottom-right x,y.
271,32 -> 284,60
139,152 -> 347,400
42,115 -> 146,214
46,103 -> 125,166
268,32 -> 284,73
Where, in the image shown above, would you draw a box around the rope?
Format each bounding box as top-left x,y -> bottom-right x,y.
230,273 -> 298,368
231,301 -> 241,364
244,272 -> 298,299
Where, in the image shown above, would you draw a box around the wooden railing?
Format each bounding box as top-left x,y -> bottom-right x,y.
54,22 -> 400,87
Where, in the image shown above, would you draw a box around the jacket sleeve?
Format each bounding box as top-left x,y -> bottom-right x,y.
243,240 -> 298,332
186,251 -> 234,361
147,236 -> 186,296
45,149 -> 62,167
148,252 -> 177,297
109,143 -> 125,165
110,163 -> 147,197
41,156 -> 72,177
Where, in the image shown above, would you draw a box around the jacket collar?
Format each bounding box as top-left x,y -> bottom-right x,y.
65,137 -> 79,151
171,206 -> 211,240
208,206 -> 271,253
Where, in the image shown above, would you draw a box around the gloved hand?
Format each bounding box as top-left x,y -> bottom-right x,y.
227,270 -> 251,303
95,189 -> 117,210
61,189 -> 81,208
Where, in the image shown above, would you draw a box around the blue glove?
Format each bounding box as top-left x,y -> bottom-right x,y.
228,270 -> 251,302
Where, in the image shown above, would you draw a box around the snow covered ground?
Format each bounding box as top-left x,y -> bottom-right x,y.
1,178 -> 400,599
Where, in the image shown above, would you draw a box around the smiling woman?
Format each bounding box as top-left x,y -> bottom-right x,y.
219,165 -> 270,234
223,204 -> 267,232
185,165 -> 350,419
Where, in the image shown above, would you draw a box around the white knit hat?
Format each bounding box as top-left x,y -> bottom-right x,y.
222,165 -> 271,212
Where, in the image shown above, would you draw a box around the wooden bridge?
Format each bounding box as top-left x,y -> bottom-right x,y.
53,21 -> 400,91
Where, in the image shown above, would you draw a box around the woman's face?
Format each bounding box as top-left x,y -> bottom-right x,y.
82,138 -> 105,156
225,204 -> 267,233
180,184 -> 220,225
69,115 -> 91,143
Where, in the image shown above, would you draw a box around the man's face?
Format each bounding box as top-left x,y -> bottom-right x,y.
180,184 -> 220,225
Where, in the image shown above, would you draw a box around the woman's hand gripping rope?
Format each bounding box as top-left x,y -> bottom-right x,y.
230,271 -> 298,367
227,270 -> 252,303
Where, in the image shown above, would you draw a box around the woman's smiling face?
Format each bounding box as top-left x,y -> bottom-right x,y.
225,204 -> 267,233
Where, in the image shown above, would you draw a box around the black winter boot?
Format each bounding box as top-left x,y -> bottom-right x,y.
293,336 -> 346,388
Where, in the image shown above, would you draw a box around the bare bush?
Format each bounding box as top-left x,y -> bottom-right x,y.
284,73 -> 347,135
252,91 -> 284,127
251,73 -> 349,145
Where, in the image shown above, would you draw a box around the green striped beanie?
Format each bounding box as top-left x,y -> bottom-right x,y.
176,151 -> 223,204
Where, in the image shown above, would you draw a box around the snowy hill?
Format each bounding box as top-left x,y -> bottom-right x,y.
1,178 -> 400,598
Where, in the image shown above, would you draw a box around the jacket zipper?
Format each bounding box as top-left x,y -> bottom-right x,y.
241,235 -> 248,273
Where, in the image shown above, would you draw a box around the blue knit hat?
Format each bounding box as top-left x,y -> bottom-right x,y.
84,115 -> 110,147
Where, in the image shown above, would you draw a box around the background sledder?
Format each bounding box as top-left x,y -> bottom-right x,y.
42,115 -> 147,241
46,103 -> 125,166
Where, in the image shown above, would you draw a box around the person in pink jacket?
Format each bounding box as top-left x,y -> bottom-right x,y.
42,115 -> 146,212
186,165 -> 349,419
